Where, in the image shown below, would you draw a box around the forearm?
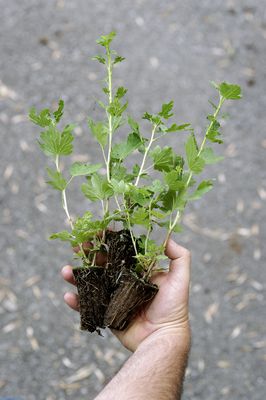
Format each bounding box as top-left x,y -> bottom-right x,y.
95,329 -> 191,400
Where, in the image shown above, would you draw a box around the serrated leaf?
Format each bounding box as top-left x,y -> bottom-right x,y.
218,82 -> 242,100
185,134 -> 205,173
71,212 -> 108,244
81,173 -> 113,201
201,148 -> 224,164
130,207 -> 149,228
143,112 -> 153,121
151,210 -> 165,219
206,117 -> 222,143
70,162 -> 102,177
92,55 -> 106,64
114,55 -> 125,64
128,115 -> 139,133
148,179 -> 166,193
126,186 -> 151,207
188,180 -> 213,200
39,125 -> 74,157
185,133 -> 198,165
150,146 -> 176,172
115,87 -> 127,99
164,171 -> 185,191
102,87 -> 109,95
96,31 -> 116,47
107,98 -> 128,117
166,123 -> 191,132
110,178 -> 129,194
88,118 -> 108,147
29,107 -> 52,127
46,168 -> 67,191
49,231 -> 74,242
158,101 -> 174,119
53,99 -> 64,123
161,190 -> 177,211
111,132 -> 143,161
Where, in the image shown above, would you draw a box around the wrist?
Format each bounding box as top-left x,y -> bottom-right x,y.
136,323 -> 191,355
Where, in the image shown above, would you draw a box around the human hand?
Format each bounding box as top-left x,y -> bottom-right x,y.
61,239 -> 191,352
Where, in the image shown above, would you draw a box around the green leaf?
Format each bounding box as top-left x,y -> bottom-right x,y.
148,179 -> 166,194
46,168 -> 67,191
81,173 -> 113,201
112,115 -> 124,131
185,134 -> 205,173
39,125 -> 74,157
130,207 -> 149,228
161,190 -> 177,211
218,82 -> 242,100
92,55 -> 106,64
151,209 -> 166,220
70,162 -> 102,177
150,146 -> 176,172
114,55 -> 125,64
96,31 -> 116,48
172,224 -> 183,233
110,178 -> 129,194
111,164 -> 129,181
165,171 -> 185,191
88,118 -> 108,147
115,87 -> 127,99
53,99 -> 64,123
49,230 -> 74,242
126,186 -> 151,207
188,180 -> 213,200
143,112 -> 161,125
111,132 -> 142,161
201,148 -> 224,164
166,123 -> 191,132
158,101 -> 174,119
128,116 -> 140,133
206,116 -> 222,143
107,98 -> 128,117
29,107 -> 52,127
71,212 -> 109,244
185,133 -> 198,165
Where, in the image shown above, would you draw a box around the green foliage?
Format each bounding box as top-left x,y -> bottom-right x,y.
151,146 -> 179,172
185,134 -> 205,174
218,82 -> 242,100
82,173 -> 113,201
46,168 -> 67,191
188,180 -> 213,200
29,108 -> 52,127
70,162 -> 102,177
30,31 -> 241,274
111,132 -> 143,161
88,118 -> 108,147
38,125 -> 74,157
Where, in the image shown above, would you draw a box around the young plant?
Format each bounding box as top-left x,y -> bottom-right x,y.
29,32 -> 241,332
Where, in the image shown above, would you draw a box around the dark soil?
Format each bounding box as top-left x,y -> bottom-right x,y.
74,230 -> 158,333
104,270 -> 158,330
72,266 -> 109,333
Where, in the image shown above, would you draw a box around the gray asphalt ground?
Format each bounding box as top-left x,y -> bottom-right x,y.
1,1 -> 266,399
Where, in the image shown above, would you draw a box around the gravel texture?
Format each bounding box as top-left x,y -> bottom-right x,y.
0,1 -> 265,399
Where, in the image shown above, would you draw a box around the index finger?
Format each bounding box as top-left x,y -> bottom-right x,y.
61,265 -> 76,286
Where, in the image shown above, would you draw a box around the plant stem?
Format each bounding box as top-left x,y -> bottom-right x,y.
106,48 -> 113,183
135,123 -> 157,186
55,155 -> 88,261
164,96 -> 225,247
